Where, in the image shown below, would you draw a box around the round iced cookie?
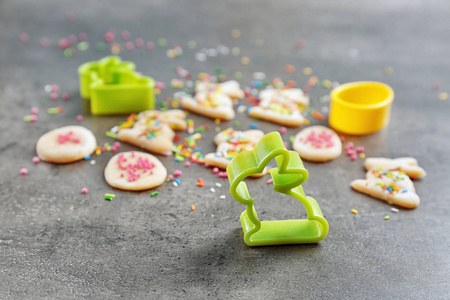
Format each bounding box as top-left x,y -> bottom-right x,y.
36,125 -> 97,163
104,151 -> 167,191
292,125 -> 342,162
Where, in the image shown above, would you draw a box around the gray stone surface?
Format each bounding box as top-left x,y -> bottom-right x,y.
0,0 -> 449,299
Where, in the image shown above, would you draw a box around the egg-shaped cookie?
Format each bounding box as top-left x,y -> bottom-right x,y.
292,126 -> 342,162
36,125 -> 97,163
104,151 -> 167,191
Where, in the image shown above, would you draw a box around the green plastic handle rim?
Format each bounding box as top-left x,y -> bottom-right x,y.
226,132 -> 329,246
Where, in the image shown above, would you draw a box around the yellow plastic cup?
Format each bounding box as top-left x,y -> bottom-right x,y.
329,81 -> 394,135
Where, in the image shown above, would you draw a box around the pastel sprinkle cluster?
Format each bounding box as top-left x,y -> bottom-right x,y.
117,152 -> 155,182
371,168 -> 405,182
376,182 -> 406,195
214,129 -> 255,161
299,130 -> 334,148
57,131 -> 80,144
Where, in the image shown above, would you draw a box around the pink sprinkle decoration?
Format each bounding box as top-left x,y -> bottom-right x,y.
58,39 -> 70,49
66,12 -> 75,22
20,168 -> 28,175
31,107 -> 39,115
185,161 -> 191,168
146,41 -> 155,50
355,146 -> 365,153
114,142 -> 121,148
345,142 -> 354,150
63,93 -> 70,101
40,38 -> 49,48
76,115 -> 83,122
122,30 -> 130,41
135,38 -> 144,48
20,33 -> 29,43
81,187 -> 88,194
280,127 -> 287,134
174,170 -> 182,177
68,34 -> 77,45
30,115 -> 37,122
168,174 -> 174,180
50,93 -> 58,100
104,32 -> 115,43
32,156 -> 40,164
204,163 -> 210,168
266,178 -> 273,185
155,81 -> 165,89
125,41 -> 134,51
52,85 -> 59,92
218,172 -> 228,178
212,167 -> 219,174
78,33 -> 88,42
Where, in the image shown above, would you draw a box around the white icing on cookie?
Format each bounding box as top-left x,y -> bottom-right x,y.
364,157 -> 426,179
248,87 -> 309,127
292,126 -> 342,162
104,151 -> 167,191
36,125 -> 97,163
351,168 -> 420,209
195,80 -> 244,100
117,109 -> 186,155
205,128 -> 266,176
180,92 -> 235,120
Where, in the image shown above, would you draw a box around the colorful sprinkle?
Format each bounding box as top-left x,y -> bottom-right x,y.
20,168 -> 28,175
82,187 -> 88,194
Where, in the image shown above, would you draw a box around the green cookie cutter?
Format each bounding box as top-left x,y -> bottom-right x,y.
227,132 -> 329,246
78,56 -> 155,115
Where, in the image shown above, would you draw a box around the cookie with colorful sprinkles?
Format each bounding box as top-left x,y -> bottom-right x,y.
364,157 -> 426,179
292,126 -> 342,162
351,168 -> 420,209
116,109 -> 186,155
180,92 -> 235,121
104,151 -> 167,191
248,87 -> 309,127
195,80 -> 245,100
205,128 -> 266,176
36,125 -> 97,163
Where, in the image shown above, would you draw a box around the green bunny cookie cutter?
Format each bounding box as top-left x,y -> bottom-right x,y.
227,132 -> 329,246
78,56 -> 155,115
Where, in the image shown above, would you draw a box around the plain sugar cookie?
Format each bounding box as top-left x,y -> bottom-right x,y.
36,125 -> 97,163
104,151 -> 167,191
292,126 -> 342,162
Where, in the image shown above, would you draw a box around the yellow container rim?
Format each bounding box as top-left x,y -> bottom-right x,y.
330,81 -> 394,110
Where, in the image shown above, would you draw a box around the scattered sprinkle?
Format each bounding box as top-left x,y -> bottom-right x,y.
174,170 -> 182,177
191,204 -> 196,211
249,123 -> 258,129
352,209 -> 358,214
105,193 -> 115,201
266,178 -> 273,185
76,115 -> 83,122
219,195 -> 226,200
82,187 -> 88,194
151,191 -> 159,197
215,182 -> 222,187
303,67 -> 312,75
210,187 -> 216,193
32,156 -> 40,164
384,215 -> 390,220
391,208 -> 399,213
284,65 -> 295,73
20,168 -> 28,175
231,29 -> 241,39
383,66 -> 394,75
438,92 -> 448,101
241,56 -> 250,65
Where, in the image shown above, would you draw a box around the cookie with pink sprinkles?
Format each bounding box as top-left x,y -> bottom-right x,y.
292,126 -> 342,162
104,151 -> 167,191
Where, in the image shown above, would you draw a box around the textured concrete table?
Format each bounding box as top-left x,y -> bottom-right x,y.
1,0 -> 449,299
